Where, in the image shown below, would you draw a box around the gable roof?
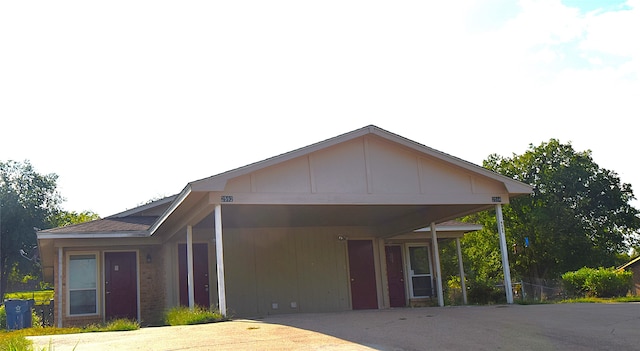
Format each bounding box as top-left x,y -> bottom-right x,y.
38,125 -> 533,240
188,125 -> 532,193
38,196 -> 175,239
39,216 -> 156,238
148,125 -> 533,235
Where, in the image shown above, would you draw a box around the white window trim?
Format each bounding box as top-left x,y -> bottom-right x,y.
405,244 -> 434,298
66,251 -> 100,317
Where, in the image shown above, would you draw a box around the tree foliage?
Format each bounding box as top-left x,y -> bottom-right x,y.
0,160 -> 62,297
462,139 -> 640,284
49,210 -> 100,228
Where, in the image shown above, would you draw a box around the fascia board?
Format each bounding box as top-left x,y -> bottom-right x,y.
37,231 -> 149,239
148,185 -> 192,235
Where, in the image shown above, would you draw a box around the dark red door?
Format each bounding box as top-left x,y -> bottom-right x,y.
348,240 -> 378,309
104,252 -> 138,321
385,246 -> 406,307
179,243 -> 210,307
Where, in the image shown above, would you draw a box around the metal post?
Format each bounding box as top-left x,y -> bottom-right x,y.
431,222 -> 444,307
456,238 -> 467,305
496,204 -> 514,304
215,204 -> 227,316
186,225 -> 195,309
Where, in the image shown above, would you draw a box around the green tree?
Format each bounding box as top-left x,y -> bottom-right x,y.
50,210 -> 100,228
0,160 -> 63,297
463,139 -> 640,285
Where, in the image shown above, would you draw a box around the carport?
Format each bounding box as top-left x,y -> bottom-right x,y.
150,125 -> 533,315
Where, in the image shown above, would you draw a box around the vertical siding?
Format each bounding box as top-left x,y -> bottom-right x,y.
294,229 -> 350,312
222,227 -> 352,317
224,230 -> 258,317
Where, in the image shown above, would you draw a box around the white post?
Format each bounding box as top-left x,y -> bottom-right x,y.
215,204 -> 227,316
430,222 -> 444,307
186,225 -> 195,309
456,238 -> 468,305
57,247 -> 63,328
496,204 -> 514,304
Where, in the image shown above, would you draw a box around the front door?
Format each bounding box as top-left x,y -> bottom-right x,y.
104,252 -> 138,321
385,245 -> 406,307
348,240 -> 378,309
179,243 -> 210,307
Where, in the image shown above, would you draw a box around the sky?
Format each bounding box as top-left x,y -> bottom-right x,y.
1,0 -> 639,217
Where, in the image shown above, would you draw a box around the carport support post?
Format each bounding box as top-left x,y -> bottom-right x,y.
187,225 -> 195,310
496,204 -> 514,304
430,222 -> 444,307
215,204 -> 227,316
456,238 -> 468,305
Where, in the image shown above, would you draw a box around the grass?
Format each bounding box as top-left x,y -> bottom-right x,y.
559,296 -> 640,304
0,319 -> 140,351
165,306 -> 227,326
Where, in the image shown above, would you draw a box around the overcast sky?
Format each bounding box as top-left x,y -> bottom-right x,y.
1,0 -> 639,217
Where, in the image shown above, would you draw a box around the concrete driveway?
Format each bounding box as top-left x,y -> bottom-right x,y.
29,303 -> 640,350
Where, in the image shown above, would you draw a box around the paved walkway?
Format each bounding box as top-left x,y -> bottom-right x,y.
29,303 -> 640,350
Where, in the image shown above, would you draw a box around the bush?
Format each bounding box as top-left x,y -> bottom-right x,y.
467,280 -> 505,305
165,306 -> 226,326
562,267 -> 632,298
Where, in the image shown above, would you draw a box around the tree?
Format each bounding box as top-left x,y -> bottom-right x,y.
49,210 -> 100,228
463,139 -> 640,285
0,160 -> 63,297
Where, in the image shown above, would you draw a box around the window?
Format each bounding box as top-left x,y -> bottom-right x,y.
407,246 -> 433,298
68,254 -> 98,315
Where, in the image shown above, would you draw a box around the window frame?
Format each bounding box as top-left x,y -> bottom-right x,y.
405,244 -> 434,298
66,252 -> 100,317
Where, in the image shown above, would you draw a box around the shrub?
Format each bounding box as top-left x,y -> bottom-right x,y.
467,280 -> 505,304
562,267 -> 632,298
165,306 -> 226,326
561,267 -> 591,297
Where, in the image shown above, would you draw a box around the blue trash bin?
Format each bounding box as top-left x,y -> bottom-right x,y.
4,299 -> 34,330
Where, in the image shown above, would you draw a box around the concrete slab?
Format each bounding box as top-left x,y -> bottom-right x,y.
29,304 -> 640,350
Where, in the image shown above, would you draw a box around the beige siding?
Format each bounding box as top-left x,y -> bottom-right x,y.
312,139 -> 368,194
368,137 -> 421,194
218,136 -> 506,202
252,156 -> 312,193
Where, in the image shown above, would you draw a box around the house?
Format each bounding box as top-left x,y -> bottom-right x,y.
618,256 -> 640,295
37,125 -> 533,327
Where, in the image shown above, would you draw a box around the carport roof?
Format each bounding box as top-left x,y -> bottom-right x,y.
38,124 -> 532,240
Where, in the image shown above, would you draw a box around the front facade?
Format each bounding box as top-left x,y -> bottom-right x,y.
37,125 -> 532,326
